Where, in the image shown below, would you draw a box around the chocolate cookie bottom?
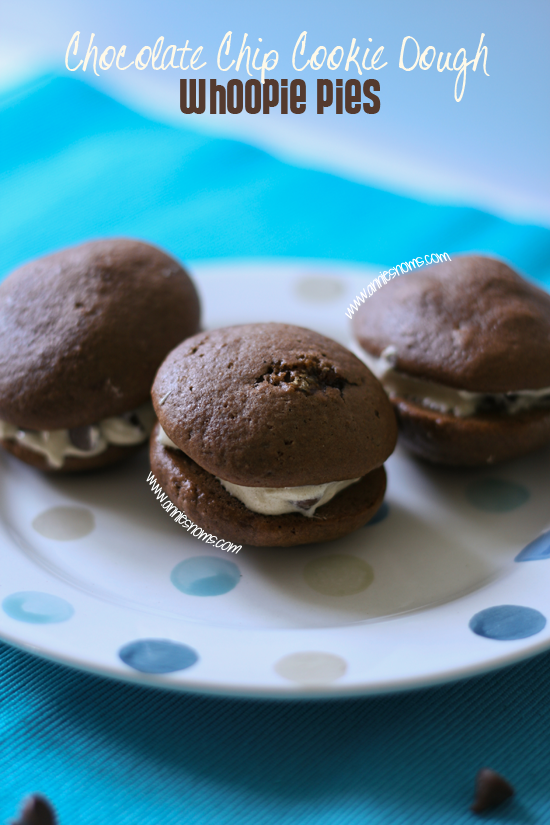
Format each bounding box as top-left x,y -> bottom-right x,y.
150,433 -> 387,547
394,398 -> 550,465
0,438 -> 144,473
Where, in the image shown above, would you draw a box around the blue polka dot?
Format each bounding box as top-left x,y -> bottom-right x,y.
2,591 -> 74,624
465,479 -> 530,512
516,530 -> 550,562
171,556 -> 241,596
469,605 -> 546,640
364,501 -> 389,527
119,639 -> 198,674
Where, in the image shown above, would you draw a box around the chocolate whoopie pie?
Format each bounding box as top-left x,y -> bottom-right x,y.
352,255 -> 550,465
150,323 -> 397,547
0,238 -> 200,471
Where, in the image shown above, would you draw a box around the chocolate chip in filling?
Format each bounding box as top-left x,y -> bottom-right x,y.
68,425 -> 101,452
292,497 -> 322,511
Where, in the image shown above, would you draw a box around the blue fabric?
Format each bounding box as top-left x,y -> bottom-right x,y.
1,74 -> 550,824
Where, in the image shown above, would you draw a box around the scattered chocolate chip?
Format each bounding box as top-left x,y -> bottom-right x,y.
254,359 -> 348,395
68,425 -> 97,451
292,497 -> 322,511
14,794 -> 57,825
471,768 -> 515,813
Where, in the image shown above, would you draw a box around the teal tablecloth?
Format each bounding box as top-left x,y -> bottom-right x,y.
1,74 -> 550,824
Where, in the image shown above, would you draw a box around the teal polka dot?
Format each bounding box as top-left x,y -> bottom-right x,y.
469,605 -> 546,640
465,479 -> 530,512
516,530 -> 550,562
171,556 -> 241,596
119,639 -> 198,673
2,591 -> 74,624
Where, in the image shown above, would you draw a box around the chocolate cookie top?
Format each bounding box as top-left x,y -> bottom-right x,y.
152,323 -> 397,486
353,256 -> 550,393
0,239 -> 200,429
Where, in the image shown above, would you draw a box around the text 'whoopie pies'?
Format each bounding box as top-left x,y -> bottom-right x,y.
352,255 -> 550,465
150,323 -> 397,547
0,238 -> 200,471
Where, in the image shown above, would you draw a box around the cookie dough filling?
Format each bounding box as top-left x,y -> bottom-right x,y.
157,426 -> 359,517
0,402 -> 156,469
218,477 -> 360,517
354,345 -> 550,418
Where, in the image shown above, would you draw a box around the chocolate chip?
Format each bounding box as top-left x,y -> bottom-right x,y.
68,425 -> 97,451
14,794 -> 57,825
121,411 -> 143,430
471,768 -> 514,813
477,395 -> 511,414
292,497 -> 321,511
254,359 -> 348,396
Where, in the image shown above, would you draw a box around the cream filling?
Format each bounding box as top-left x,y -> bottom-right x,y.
156,426 -> 359,517
0,402 -> 156,469
352,343 -> 550,418
157,426 -> 179,450
218,477 -> 360,517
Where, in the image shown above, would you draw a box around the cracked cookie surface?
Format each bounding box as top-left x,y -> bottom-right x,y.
152,323 -> 397,486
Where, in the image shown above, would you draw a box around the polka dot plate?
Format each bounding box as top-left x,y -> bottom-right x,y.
0,260 -> 549,698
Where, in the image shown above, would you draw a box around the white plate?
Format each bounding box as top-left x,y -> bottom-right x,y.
1,260 -> 549,698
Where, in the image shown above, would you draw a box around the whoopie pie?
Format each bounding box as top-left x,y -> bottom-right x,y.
0,238 -> 200,471
352,255 -> 550,465
150,323 -> 397,547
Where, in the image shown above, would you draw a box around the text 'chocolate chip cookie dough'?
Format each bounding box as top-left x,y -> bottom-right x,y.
150,323 -> 398,547
0,238 -> 201,471
352,255 -> 550,466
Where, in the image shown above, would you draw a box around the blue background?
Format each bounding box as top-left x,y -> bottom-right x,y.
3,640 -> 550,824
1,75 -> 549,285
3,0 -> 550,224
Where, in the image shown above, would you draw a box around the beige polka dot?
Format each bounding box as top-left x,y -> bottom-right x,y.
32,506 -> 95,541
304,554 -> 374,596
275,652 -> 347,684
295,276 -> 345,303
